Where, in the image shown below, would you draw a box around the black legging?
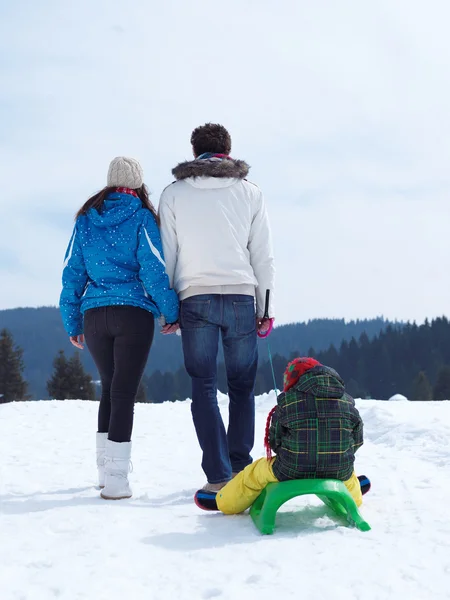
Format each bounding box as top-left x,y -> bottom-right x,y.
84,306 -> 154,442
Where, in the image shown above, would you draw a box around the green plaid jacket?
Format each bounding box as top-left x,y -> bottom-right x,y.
269,366 -> 363,482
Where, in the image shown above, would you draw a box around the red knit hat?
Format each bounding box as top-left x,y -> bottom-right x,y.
283,357 -> 321,392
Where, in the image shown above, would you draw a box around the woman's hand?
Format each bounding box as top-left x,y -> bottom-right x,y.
70,334 -> 85,349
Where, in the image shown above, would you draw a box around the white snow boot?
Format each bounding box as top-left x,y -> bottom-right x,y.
96,432 -> 108,489
101,440 -> 132,500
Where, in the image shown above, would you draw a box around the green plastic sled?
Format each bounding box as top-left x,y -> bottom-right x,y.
249,479 -> 371,535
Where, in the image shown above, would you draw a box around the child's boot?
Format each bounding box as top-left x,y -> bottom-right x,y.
358,475 -> 371,495
194,490 -> 219,511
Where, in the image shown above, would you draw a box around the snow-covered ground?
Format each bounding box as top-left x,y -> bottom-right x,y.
1,395 -> 450,600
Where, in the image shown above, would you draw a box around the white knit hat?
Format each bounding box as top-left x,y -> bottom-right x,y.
107,156 -> 144,189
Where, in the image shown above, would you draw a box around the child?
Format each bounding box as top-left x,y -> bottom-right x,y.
195,357 -> 370,513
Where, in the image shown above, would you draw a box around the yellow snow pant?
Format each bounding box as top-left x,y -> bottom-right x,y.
216,457 -> 363,515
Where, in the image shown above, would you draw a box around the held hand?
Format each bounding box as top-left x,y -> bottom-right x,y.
257,317 -> 274,338
161,322 -> 180,335
69,334 -> 85,349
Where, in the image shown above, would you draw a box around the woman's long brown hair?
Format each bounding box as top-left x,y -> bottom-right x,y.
76,185 -> 159,224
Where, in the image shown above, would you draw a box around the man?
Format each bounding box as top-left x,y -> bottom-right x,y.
159,123 -> 275,492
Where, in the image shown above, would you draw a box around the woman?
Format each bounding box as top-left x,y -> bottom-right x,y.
60,156 -> 179,500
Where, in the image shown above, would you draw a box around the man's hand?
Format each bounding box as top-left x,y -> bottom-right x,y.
161,323 -> 180,335
257,317 -> 274,338
70,334 -> 85,349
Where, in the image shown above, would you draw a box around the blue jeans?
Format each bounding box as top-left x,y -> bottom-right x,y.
180,295 -> 258,484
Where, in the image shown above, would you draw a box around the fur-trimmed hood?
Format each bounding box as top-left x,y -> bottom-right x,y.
172,157 -> 250,181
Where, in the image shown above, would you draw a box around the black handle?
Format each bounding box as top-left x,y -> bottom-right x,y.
263,290 -> 270,319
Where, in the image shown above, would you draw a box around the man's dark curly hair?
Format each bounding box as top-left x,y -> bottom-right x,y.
191,123 -> 232,157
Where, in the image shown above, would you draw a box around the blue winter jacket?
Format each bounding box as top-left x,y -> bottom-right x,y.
60,191 -> 179,336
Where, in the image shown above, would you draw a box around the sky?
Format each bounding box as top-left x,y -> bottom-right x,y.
1,0 -> 449,325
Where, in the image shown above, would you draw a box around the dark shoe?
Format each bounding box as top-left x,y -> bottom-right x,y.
194,490 -> 219,511
358,475 -> 371,495
201,481 -> 229,492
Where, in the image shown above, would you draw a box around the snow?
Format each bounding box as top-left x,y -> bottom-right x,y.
389,394 -> 408,402
1,395 -> 450,600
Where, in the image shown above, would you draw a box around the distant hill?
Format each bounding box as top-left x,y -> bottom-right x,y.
0,307 -> 396,399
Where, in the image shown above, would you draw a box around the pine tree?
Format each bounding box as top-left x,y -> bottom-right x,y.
47,350 -> 94,400
346,378 -> 364,399
47,351 -> 70,399
147,370 -> 162,403
320,344 -> 339,371
173,367 -> 191,400
136,380 -> 147,403
163,372 -> 176,402
0,329 -> 28,403
411,371 -> 433,401
69,353 -> 95,400
147,370 -> 175,403
433,366 -> 450,401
